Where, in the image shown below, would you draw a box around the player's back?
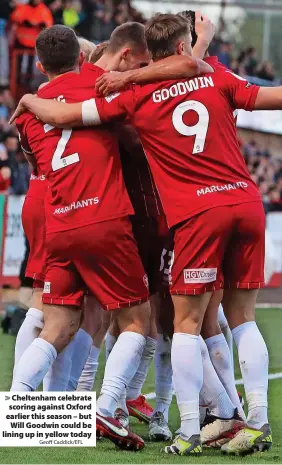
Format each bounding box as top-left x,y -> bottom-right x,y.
131,67 -> 261,227
22,63 -> 132,233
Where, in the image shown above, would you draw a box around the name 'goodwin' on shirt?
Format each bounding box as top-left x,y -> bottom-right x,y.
152,76 -> 214,103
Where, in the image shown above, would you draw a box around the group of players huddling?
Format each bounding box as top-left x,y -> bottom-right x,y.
9,7 -> 282,456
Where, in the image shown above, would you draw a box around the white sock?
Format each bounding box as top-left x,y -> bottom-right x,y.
43,329 -> 92,391
14,308 -> 44,366
127,336 -> 156,400
218,304 -> 234,368
206,333 -> 246,420
117,388 -> 129,415
200,336 -> 235,419
76,344 -> 100,391
154,334 -> 172,423
172,333 -> 202,440
232,322 -> 269,429
97,331 -> 145,417
11,338 -> 57,391
67,329 -> 93,391
105,332 -> 117,360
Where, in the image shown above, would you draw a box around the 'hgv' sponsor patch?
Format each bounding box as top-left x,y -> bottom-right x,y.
183,268 -> 217,284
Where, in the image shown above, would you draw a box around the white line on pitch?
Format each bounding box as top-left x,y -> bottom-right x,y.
145,372 -> 282,400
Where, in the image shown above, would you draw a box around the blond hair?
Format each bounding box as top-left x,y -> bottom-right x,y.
77,37 -> 96,61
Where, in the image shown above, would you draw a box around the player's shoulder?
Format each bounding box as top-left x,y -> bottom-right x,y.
81,62 -> 105,78
212,66 -> 249,85
204,56 -> 228,72
130,81 -> 163,101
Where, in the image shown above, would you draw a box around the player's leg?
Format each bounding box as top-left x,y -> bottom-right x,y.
75,295 -> 106,391
43,323 -> 92,391
217,304 -> 244,411
221,201 -> 271,455
149,232 -> 174,441
126,294 -> 157,422
11,231 -> 84,392
150,233 -> 175,441
98,301 -> 150,413
106,316 -> 130,426
149,292 -> 173,441
18,237 -> 33,310
74,217 -> 150,450
217,303 -> 234,367
14,198 -> 46,366
126,216 -> 159,422
163,292 -> 210,455
11,302 -> 82,391
174,299 -> 243,444
43,296 -> 94,392
163,207 -> 233,456
14,283 -> 44,367
44,297 -> 94,393
202,291 -> 245,421
96,302 -> 150,451
199,336 -> 244,447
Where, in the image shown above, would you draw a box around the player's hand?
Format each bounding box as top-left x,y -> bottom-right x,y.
9,94 -> 35,124
195,11 -> 215,46
95,72 -> 127,96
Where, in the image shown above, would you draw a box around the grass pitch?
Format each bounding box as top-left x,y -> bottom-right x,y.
0,308 -> 281,464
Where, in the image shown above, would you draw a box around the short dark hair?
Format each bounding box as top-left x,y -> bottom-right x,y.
145,14 -> 190,61
107,22 -> 147,54
178,11 -> 197,47
36,25 -> 80,74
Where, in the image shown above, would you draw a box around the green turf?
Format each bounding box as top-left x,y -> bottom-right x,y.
0,308 -> 281,464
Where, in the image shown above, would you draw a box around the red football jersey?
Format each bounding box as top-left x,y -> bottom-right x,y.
17,120 -> 48,200
87,68 -> 261,227
27,172 -> 48,199
17,63 -> 133,233
205,56 -> 226,70
205,56 -> 239,125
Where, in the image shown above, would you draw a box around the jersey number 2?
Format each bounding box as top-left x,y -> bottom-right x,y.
172,100 -> 209,154
44,124 -> 80,171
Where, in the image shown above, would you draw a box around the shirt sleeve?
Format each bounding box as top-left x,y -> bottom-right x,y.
16,116 -> 33,155
82,87 -> 136,126
222,70 -> 260,111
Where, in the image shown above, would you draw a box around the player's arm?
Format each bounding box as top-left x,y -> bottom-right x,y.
192,12 -> 215,59
253,87 -> 282,110
95,56 -> 213,96
82,89 -> 136,126
17,119 -> 37,171
223,71 -> 282,112
11,88 -> 135,128
24,150 -> 37,171
10,94 -> 84,128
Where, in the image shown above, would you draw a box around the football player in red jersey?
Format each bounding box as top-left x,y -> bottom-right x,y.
146,10 -> 246,443
16,12 -> 282,455
84,29 -> 213,428
10,23 -> 211,451
97,11 -> 245,443
15,168 -> 47,364
11,24 -> 151,451
88,30 -> 214,430
15,39 -> 99,393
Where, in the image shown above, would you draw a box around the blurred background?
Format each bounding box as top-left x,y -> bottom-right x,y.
0,0 -> 281,306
